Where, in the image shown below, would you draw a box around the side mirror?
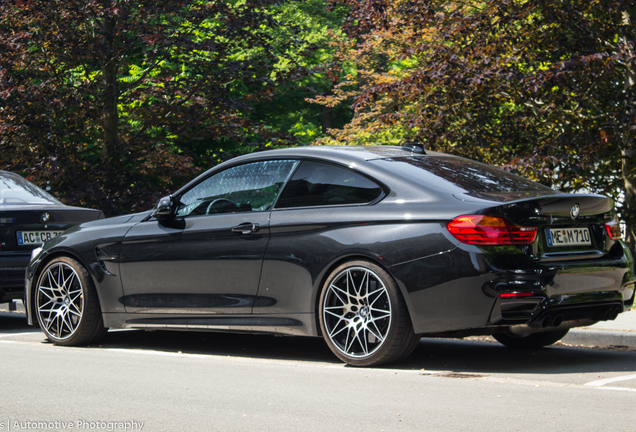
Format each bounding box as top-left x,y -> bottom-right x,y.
152,196 -> 173,220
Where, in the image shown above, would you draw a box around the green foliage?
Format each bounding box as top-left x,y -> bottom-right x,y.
320,0 -> 635,216
0,0 -> 337,214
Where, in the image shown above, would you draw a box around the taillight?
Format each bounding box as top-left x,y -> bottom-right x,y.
500,292 -> 536,298
604,215 -> 622,240
447,215 -> 537,245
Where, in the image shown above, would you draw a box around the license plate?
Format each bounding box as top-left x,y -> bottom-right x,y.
545,227 -> 591,247
17,230 -> 63,245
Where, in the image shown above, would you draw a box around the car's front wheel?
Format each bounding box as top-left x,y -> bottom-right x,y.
35,256 -> 107,346
319,260 -> 419,367
493,328 -> 570,349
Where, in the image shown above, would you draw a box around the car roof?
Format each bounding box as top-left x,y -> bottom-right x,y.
174,145 -> 450,195
233,145 -> 450,165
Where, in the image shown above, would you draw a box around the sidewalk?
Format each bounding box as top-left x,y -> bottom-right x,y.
0,300 -> 25,313
561,308 -> 636,348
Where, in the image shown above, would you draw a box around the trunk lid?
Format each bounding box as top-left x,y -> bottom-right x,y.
0,206 -> 103,253
497,194 -> 615,262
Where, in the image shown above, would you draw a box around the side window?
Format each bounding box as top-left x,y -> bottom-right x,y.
275,161 -> 383,209
176,160 -> 298,217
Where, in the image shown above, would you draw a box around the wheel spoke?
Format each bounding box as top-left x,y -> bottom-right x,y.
54,264 -> 63,289
367,321 -> 385,343
324,309 -> 344,319
344,328 -> 357,354
359,328 -> 369,355
68,304 -> 82,317
328,319 -> 349,339
38,289 -> 55,302
55,314 -> 62,338
358,270 -> 369,297
369,308 -> 391,319
328,285 -> 349,306
38,299 -> 55,310
68,291 -> 83,303
59,312 -> 72,334
67,286 -> 82,295
346,270 -> 355,296
62,271 -> 76,290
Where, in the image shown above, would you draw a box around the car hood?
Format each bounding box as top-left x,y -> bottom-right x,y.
39,210 -> 153,251
75,210 -> 151,229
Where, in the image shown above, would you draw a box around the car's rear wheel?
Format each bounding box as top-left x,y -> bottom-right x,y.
493,328 -> 570,349
35,256 -> 107,346
319,260 -> 417,367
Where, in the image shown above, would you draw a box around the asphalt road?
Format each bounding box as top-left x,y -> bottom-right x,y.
1,312 -> 635,432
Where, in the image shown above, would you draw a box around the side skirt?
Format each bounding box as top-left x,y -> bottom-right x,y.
102,312 -> 318,337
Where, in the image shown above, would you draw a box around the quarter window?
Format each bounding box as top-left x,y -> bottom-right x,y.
275,161 -> 383,209
176,160 -> 298,217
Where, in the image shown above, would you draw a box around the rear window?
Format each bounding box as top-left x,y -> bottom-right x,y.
374,157 -> 555,202
275,161 -> 383,208
0,172 -> 62,206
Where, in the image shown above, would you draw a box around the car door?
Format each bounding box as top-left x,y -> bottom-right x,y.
255,160 -> 386,315
119,159 -> 298,314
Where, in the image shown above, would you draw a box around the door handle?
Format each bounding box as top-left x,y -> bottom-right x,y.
232,223 -> 260,234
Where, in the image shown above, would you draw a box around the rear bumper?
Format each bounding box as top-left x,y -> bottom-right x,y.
393,240 -> 635,335
0,253 -> 30,302
487,265 -> 634,326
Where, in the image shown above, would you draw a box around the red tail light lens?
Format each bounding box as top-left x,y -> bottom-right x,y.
447,215 -> 538,245
500,292 -> 536,298
604,215 -> 622,240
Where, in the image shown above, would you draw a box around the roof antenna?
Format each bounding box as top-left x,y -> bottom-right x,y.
401,141 -> 426,154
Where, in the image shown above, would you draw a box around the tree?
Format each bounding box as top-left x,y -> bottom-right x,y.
0,0 -> 307,214
318,0 -> 636,248
243,0 -> 353,145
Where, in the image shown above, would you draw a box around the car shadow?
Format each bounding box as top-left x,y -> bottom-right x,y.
70,328 -> 636,375
91,329 -> 340,364
399,337 -> 636,375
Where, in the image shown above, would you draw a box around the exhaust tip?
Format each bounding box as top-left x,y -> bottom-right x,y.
608,308 -> 620,321
541,315 -> 553,328
552,314 -> 564,327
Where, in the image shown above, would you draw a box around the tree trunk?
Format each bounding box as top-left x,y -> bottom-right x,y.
100,11 -> 119,165
320,106 -> 333,134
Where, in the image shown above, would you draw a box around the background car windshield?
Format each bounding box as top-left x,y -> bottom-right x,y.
176,160 -> 298,216
375,156 -> 556,202
0,172 -> 62,206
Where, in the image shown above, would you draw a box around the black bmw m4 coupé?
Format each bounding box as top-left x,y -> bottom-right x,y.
25,145 -> 635,366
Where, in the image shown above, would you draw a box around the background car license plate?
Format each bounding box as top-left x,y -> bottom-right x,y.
17,230 -> 63,245
545,227 -> 591,247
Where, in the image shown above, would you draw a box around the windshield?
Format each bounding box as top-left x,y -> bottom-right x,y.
0,172 -> 62,206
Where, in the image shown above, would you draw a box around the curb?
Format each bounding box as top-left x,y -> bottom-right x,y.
562,329 -> 636,349
0,300 -> 25,313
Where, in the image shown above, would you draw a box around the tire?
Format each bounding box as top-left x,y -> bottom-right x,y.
34,256 -> 108,346
493,328 -> 570,349
319,260 -> 416,367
